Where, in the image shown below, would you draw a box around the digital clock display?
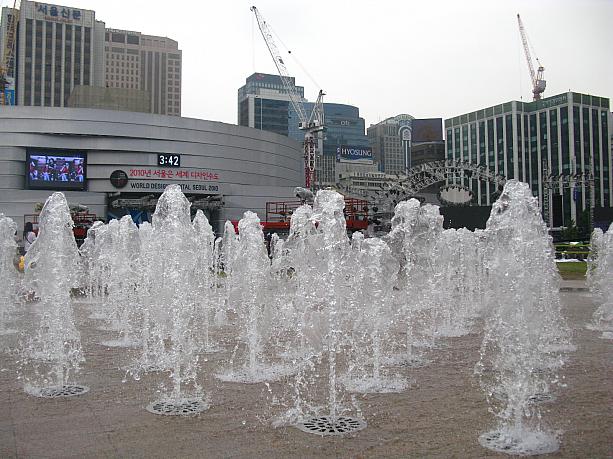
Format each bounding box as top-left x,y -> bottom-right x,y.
157,153 -> 181,167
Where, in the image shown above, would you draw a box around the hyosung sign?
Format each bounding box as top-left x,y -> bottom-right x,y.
336,145 -> 373,164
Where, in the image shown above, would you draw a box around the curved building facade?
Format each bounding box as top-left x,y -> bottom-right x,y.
0,107 -> 303,236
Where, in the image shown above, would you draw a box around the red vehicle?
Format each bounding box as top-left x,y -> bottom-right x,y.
262,196 -> 369,235
229,197 -> 369,237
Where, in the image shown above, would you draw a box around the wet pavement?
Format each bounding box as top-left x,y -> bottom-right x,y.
0,289 -> 610,458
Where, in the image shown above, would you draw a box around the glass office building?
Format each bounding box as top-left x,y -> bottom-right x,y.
238,73 -> 370,186
237,73 -> 305,137
292,102 -> 370,186
445,92 -> 611,227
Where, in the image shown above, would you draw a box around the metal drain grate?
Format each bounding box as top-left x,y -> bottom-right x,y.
528,393 -> 554,403
479,430 -> 559,455
36,385 -> 90,398
296,416 -> 367,436
146,399 -> 208,416
493,391 -> 554,404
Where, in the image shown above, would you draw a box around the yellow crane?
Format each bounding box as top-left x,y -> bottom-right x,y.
0,0 -> 20,106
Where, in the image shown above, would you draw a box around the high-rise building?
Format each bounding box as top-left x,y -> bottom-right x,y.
444,92 -> 612,227
301,102 -> 371,186
237,73 -> 305,136
104,29 -> 182,116
0,1 -> 181,115
367,115 -> 445,175
238,73 -> 371,186
66,85 -> 150,113
3,0 -> 106,107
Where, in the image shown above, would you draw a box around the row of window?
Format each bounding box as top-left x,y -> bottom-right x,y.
108,53 -> 138,61
105,32 -> 140,45
106,61 -> 138,69
108,68 -> 138,75
108,75 -> 137,82
446,107 -> 610,209
107,82 -> 139,89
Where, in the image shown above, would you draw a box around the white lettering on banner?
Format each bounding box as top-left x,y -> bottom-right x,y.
34,2 -> 86,24
336,147 -> 372,157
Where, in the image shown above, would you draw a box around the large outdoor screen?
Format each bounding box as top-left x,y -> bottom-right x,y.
412,119 -> 444,143
26,149 -> 87,191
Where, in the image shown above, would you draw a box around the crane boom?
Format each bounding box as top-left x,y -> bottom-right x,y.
517,14 -> 546,101
250,6 -> 308,124
250,5 -> 325,190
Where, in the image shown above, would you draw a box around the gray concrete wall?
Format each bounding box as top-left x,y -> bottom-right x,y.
0,106 -> 303,237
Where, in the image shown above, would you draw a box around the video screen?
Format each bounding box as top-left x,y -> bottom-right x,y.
26,150 -> 87,191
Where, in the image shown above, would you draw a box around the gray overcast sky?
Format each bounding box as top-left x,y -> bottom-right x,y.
5,0 -> 612,126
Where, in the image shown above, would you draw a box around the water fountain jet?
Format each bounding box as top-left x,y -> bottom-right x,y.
476,180 -> 570,455
0,215 -> 19,335
130,185 -> 208,415
21,192 -> 88,398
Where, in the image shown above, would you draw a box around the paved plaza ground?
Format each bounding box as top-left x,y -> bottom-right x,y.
0,283 -> 611,458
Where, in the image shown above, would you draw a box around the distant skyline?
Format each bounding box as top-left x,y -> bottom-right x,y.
2,0 -> 611,126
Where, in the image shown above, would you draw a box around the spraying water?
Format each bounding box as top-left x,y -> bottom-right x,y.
21,192 -> 87,397
129,185 -> 208,415
342,237 -> 407,393
192,210 -> 220,352
0,215 -> 19,335
99,216 -> 141,347
587,223 -> 613,339
78,220 -> 105,303
476,180 -> 571,455
216,211 -> 294,383
285,190 -> 367,435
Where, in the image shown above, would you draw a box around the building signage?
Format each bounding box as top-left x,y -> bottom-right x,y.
127,180 -> 220,194
107,28 -> 140,35
336,145 -> 373,164
3,89 -> 15,105
536,94 -> 568,110
157,153 -> 181,167
411,119 -> 443,142
110,170 -> 128,188
109,167 -> 221,194
127,167 -> 220,181
33,2 -> 92,26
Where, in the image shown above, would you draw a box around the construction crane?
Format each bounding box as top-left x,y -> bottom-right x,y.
250,6 -> 325,190
517,13 -> 546,101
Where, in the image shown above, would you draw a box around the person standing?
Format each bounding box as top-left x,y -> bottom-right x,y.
23,222 -> 37,254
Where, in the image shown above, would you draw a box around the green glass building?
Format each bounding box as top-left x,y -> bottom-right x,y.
445,92 -> 611,227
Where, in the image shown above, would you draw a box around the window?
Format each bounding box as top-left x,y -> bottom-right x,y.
549,109 -> 559,174
505,115 -> 513,179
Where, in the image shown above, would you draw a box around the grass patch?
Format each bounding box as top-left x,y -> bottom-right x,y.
556,261 -> 587,280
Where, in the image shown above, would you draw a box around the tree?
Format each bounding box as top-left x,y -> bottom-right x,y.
561,220 -> 580,241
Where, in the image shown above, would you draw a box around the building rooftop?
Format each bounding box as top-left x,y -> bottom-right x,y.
445,92 -> 610,128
